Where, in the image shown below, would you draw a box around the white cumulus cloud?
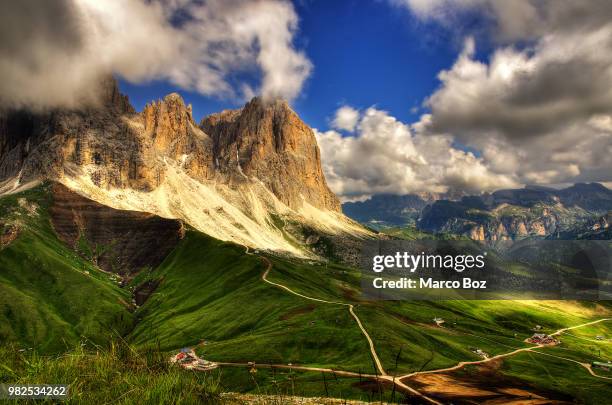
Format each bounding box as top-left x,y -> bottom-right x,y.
392,0 -> 612,41
331,106 -> 360,132
387,0 -> 612,189
412,29 -> 612,187
0,0 -> 311,109
317,106 -> 517,200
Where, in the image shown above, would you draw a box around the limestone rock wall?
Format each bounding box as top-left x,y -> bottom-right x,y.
0,80 -> 340,214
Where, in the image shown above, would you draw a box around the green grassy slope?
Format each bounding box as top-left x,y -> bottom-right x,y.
1,184 -> 611,402
261,255 -> 612,374
0,184 -> 133,353
501,351 -> 611,404
129,227 -> 612,401
129,232 -> 374,372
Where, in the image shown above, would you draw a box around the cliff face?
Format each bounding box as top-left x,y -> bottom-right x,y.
435,211 -> 559,241
0,78 -> 155,191
201,97 -> 340,212
50,182 -> 183,275
0,81 -> 337,211
0,79 -> 360,255
141,93 -> 215,183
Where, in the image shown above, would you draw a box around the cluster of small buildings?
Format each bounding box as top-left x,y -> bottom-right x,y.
170,348 -> 218,371
527,333 -> 559,345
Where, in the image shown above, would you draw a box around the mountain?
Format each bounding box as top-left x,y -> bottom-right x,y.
418,183 -> 612,240
551,211 -> 611,240
556,183 -> 612,212
342,193 -> 435,229
200,97 -> 340,212
342,184 -> 611,241
0,78 -> 367,256
342,191 -> 466,229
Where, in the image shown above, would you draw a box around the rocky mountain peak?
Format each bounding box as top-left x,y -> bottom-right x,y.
563,182 -> 610,194
0,85 -> 360,255
201,97 -> 340,212
143,92 -> 198,154
164,92 -> 185,103
98,76 -> 135,114
243,95 -> 291,112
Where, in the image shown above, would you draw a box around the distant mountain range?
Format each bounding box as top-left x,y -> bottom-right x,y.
343,183 -> 612,240
342,193 -> 435,229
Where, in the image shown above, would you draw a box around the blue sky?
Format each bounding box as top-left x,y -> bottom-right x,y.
105,0 -> 612,195
3,0 -> 610,196
118,0 -> 473,129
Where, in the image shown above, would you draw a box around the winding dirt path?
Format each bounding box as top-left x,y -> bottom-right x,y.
400,345 -> 544,380
550,318 -> 612,337
207,246 -> 611,403
217,361 -> 442,404
259,253 -> 386,376
398,318 -> 612,381
528,350 -> 612,380
217,362 -> 378,379
240,246 -> 446,403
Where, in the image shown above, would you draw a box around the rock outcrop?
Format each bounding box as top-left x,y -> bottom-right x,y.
0,77 -> 156,191
50,182 -> 184,275
201,97 -> 340,212
0,80 -> 337,209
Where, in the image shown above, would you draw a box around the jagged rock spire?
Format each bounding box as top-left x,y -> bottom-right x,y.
201,97 -> 341,212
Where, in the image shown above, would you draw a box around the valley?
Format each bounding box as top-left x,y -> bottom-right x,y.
1,183 -> 611,403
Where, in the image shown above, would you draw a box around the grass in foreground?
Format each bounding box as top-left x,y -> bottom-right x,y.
0,341 -> 413,404
0,340 -> 223,404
